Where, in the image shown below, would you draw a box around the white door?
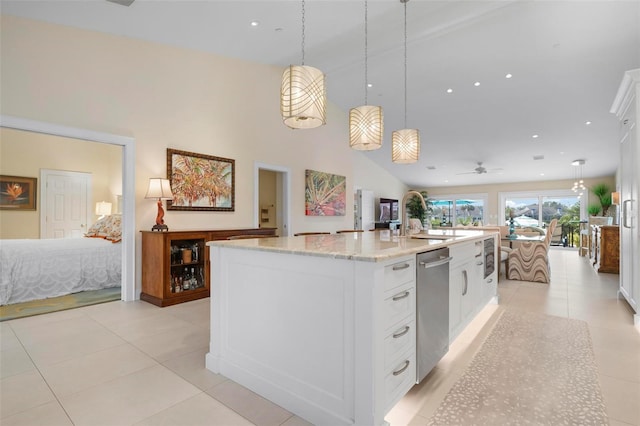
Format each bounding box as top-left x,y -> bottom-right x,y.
40,169 -> 92,239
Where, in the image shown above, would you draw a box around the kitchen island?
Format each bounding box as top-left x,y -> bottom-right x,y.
206,229 -> 498,426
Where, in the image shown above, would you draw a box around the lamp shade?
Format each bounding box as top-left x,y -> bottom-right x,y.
95,201 -> 112,216
391,129 -> 420,163
145,178 -> 173,200
349,105 -> 383,150
281,65 -> 326,129
612,191 -> 620,205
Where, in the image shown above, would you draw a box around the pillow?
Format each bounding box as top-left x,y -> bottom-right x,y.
85,214 -> 122,243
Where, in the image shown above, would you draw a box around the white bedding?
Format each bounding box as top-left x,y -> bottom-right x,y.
0,238 -> 121,305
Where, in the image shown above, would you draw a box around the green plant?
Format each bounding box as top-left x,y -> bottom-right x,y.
457,216 -> 472,226
591,183 -> 612,216
405,191 -> 429,224
588,204 -> 601,216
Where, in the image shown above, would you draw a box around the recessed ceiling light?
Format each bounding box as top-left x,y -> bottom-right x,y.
505,73 -> 513,79
585,121 -> 592,125
444,180 -> 449,183
540,173 -> 545,176
532,134 -> 539,139
560,151 -> 565,155
474,82 -> 480,87
446,88 -> 453,93
250,21 -> 259,27
367,83 -> 373,88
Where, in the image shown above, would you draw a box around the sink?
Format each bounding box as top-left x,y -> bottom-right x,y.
410,234 -> 453,240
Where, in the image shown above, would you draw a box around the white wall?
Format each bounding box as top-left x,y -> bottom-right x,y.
0,15 -> 407,293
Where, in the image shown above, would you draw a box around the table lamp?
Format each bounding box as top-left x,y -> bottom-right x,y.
145,178 -> 173,231
95,201 -> 112,219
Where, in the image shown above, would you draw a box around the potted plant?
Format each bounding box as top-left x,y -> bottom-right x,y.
591,183 -> 612,216
588,204 -> 601,216
405,191 -> 430,227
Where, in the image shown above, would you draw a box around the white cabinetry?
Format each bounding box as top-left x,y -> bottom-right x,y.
207,246 -> 416,426
449,241 -> 482,341
449,237 -> 498,341
611,69 -> 640,326
381,257 -> 417,413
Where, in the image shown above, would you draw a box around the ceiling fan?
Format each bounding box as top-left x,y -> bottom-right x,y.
456,162 -> 503,175
106,0 -> 135,6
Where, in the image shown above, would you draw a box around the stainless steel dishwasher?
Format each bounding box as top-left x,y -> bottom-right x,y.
416,248 -> 452,383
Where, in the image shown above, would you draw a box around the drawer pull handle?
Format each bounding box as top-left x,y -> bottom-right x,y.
392,291 -> 410,301
487,278 -> 493,284
392,263 -> 411,271
475,252 -> 482,258
392,360 -> 410,376
392,325 -> 410,338
462,270 -> 468,296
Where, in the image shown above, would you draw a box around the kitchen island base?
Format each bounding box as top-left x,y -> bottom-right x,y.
206,231 -> 498,425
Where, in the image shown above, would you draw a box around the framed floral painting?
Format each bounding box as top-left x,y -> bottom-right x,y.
166,149 -> 235,211
305,169 -> 346,216
0,175 -> 37,210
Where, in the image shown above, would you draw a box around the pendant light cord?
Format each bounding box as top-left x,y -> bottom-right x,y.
403,0 -> 408,128
364,0 -> 368,105
301,0 -> 306,65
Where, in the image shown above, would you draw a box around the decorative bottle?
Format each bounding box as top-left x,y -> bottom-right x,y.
183,267 -> 191,290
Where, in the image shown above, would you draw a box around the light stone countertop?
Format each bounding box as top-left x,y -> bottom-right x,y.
207,228 -> 499,262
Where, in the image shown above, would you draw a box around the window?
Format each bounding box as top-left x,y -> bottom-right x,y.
429,194 -> 487,227
500,190 -> 586,229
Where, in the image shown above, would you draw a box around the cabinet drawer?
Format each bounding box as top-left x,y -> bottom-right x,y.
384,283 -> 416,331
384,257 -> 415,292
384,317 -> 415,370
449,241 -> 482,268
384,349 -> 417,411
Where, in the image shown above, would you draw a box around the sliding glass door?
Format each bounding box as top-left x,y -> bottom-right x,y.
500,190 -> 585,246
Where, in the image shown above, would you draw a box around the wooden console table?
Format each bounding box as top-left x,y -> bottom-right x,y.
590,225 -> 619,274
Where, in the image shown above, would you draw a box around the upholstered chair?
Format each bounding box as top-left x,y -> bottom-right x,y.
504,219 -> 558,284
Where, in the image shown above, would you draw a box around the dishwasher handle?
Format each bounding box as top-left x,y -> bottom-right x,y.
419,256 -> 453,269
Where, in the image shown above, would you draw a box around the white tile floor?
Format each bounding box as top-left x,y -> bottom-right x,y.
1,248 -> 639,425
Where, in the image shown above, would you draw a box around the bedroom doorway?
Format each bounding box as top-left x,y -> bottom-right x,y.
0,115 -> 136,302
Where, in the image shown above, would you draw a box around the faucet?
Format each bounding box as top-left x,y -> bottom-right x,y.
400,191 -> 427,237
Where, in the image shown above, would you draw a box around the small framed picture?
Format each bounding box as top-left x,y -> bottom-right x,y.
0,175 -> 37,210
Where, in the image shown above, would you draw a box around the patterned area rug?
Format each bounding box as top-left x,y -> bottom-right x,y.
427,309 -> 609,425
0,287 -> 121,321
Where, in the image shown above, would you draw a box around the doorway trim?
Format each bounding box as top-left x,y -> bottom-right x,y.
254,162 -> 291,237
0,115 -> 136,302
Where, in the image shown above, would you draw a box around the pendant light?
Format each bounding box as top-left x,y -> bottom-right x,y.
391,0 -> 420,164
349,0 -> 383,150
571,159 -> 586,198
281,0 -> 326,129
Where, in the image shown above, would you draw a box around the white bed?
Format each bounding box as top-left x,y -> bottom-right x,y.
0,237 -> 121,305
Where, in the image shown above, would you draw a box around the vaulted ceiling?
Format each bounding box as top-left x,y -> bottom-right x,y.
3,0 -> 639,187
